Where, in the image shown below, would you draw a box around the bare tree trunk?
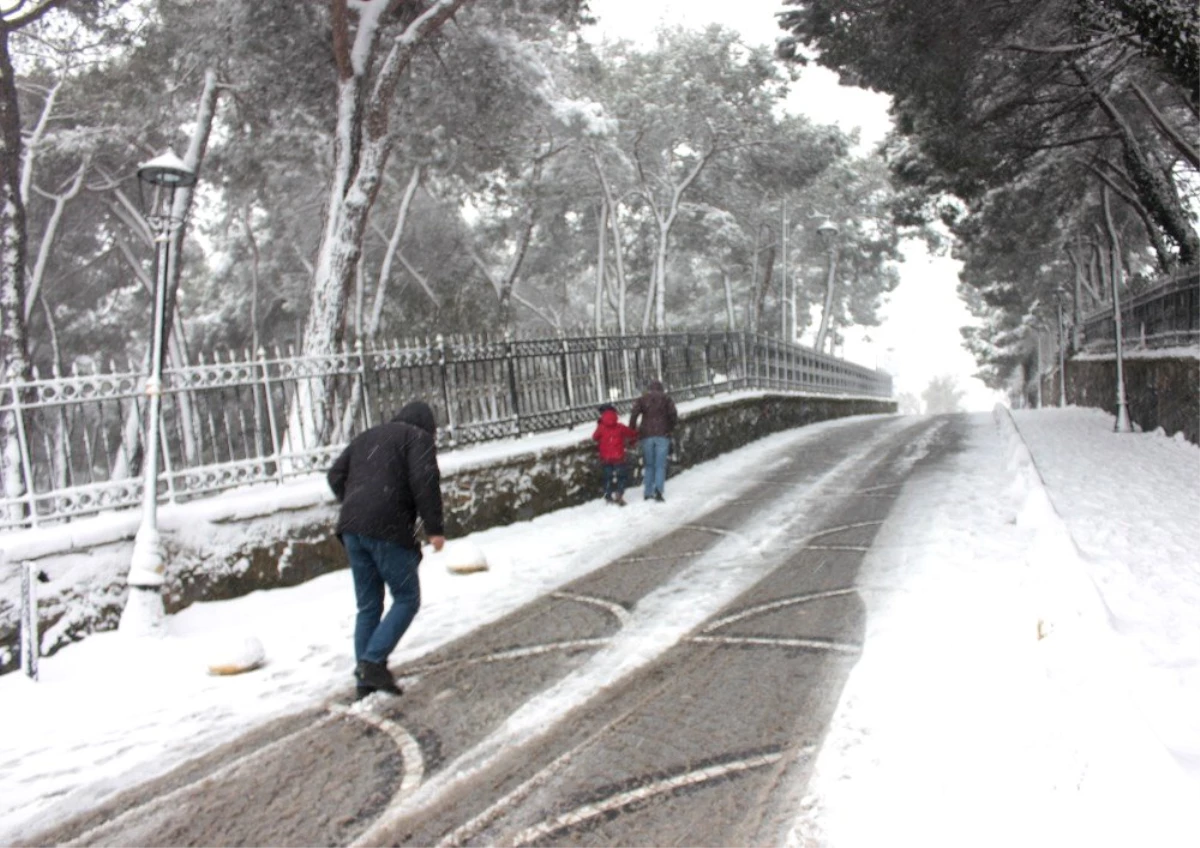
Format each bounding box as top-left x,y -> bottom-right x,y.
594,200 -> 607,332
723,270 -> 736,330
243,205 -> 262,352
24,157 -> 86,319
159,69 -> 220,371
1064,242 -> 1086,349
814,246 -> 838,353
634,146 -> 712,332
752,223 -> 776,332
640,266 -> 656,332
1085,160 -> 1173,272
294,0 -> 470,453
590,150 -> 629,333
468,193 -> 538,334
0,29 -> 32,516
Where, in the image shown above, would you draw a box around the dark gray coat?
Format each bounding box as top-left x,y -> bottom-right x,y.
629,380 -> 678,438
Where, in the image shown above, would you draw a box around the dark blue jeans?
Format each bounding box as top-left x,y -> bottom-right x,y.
602,462 -> 628,499
343,533 -> 422,665
641,436 -> 669,497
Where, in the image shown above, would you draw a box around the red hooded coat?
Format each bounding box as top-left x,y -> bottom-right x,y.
592,408 -> 637,464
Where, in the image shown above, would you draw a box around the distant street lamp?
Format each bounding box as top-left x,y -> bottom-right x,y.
781,198 -> 789,340
1055,288 -> 1068,407
817,219 -> 840,354
1101,186 -> 1132,432
1108,258 -> 1132,432
118,150 -> 195,636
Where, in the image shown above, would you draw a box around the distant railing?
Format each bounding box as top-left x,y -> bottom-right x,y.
1079,266 -> 1200,352
0,329 -> 891,532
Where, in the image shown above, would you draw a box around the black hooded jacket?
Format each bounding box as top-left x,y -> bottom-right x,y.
327,401 -> 444,551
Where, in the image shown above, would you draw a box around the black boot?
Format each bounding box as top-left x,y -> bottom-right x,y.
356,660 -> 402,695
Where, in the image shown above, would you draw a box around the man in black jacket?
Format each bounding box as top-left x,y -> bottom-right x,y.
327,400 -> 445,698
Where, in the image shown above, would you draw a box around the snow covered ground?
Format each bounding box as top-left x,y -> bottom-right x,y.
1,406 -> 1197,846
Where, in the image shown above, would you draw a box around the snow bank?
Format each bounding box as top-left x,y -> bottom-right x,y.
994,405 -> 1197,789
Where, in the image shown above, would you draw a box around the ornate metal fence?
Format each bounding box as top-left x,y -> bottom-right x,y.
0,330 -> 891,531
1079,266 -> 1200,352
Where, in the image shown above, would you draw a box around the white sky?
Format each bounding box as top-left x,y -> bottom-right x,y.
1,401 -> 1197,845
585,0 -> 1002,411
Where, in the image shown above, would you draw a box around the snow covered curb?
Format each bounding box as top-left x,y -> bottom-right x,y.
993,404 -> 1192,786
992,404 -> 1110,641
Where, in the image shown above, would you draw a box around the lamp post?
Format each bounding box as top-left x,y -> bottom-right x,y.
780,198 -> 789,341
1055,288 -> 1068,407
816,219 -> 839,354
118,150 -> 195,636
1108,255 -> 1132,432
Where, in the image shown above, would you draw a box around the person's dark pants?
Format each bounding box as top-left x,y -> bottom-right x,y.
343,533 -> 422,666
602,462 -> 628,499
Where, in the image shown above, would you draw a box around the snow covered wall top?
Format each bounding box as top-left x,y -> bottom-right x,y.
0,391 -> 894,675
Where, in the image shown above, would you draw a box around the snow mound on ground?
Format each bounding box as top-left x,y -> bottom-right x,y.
426,539 -> 489,575
206,636 -> 265,676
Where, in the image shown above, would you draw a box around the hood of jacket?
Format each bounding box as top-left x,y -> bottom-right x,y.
599,408 -> 619,426
646,379 -> 664,393
392,401 -> 437,435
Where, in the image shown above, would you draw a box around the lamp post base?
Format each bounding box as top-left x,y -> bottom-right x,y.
119,585 -> 167,637
120,524 -> 167,636
1115,404 -> 1132,433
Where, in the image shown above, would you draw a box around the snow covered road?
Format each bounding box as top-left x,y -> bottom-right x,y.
22,414 -> 951,847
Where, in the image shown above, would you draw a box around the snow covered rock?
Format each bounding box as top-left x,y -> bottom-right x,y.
206,635 -> 265,675
427,539 -> 489,575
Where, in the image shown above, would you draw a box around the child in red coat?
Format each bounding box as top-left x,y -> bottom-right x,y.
592,404 -> 638,506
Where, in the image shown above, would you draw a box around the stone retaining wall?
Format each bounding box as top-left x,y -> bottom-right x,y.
1040,354 -> 1198,444
0,393 -> 894,674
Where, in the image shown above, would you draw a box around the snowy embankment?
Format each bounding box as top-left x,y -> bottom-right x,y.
789,407 -> 1199,848
998,405 -> 1199,782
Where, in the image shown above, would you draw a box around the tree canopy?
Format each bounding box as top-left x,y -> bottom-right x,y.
780,0 -> 1199,388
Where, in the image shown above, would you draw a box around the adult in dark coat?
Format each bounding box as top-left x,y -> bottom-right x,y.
629,379 -> 678,501
328,401 -> 445,698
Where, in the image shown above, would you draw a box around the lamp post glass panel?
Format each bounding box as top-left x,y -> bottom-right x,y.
118,150 -> 195,636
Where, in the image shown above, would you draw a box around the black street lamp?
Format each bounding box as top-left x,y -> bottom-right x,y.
1055,288 -> 1068,407
118,150 -> 196,636
817,220 -> 840,354
1108,261 -> 1132,432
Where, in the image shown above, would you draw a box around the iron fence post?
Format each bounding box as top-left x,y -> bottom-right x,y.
357,338 -> 374,431
436,334 -> 458,447
600,335 -> 613,402
504,331 -> 521,435
723,331 -> 733,393
703,332 -> 713,396
257,347 -> 285,484
559,332 -> 575,429
593,334 -> 605,406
